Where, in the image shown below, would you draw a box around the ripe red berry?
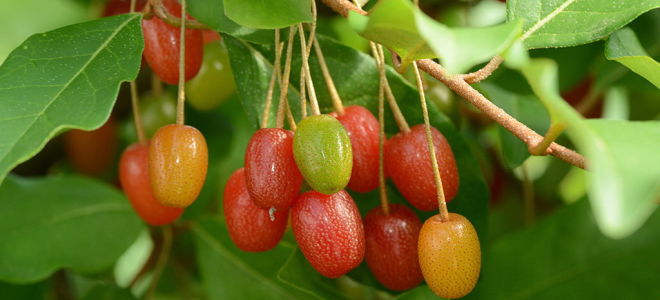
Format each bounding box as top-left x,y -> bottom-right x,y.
364,204 -> 423,291
291,190 -> 365,278
102,0 -> 147,16
119,143 -> 183,226
223,168 -> 288,252
244,128 -> 302,209
64,117 -> 118,176
330,106 -> 379,193
202,30 -> 221,44
384,124 -> 459,211
141,0 -> 203,85
149,124 -> 208,208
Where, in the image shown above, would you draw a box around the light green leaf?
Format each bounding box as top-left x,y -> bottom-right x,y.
508,0 -> 660,49
187,0 -> 273,44
223,0 -> 313,29
114,229 -> 153,288
473,199 -> 660,299
602,86 -> 629,120
0,14 -> 143,184
349,0 -> 521,73
520,58 -> 660,238
605,27 -> 660,88
0,175 -> 143,283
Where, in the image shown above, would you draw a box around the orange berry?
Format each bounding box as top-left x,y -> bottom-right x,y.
149,124 -> 208,208
418,213 -> 481,299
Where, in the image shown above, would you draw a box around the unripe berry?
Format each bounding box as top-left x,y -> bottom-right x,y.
291,190 -> 364,278
384,124 -> 459,211
418,213 -> 481,299
223,168 -> 288,252
149,124 -> 208,208
331,106 -> 379,193
119,143 -> 183,226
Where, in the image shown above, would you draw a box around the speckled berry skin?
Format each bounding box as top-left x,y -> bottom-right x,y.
142,0 -> 202,85
330,106 -> 379,193
293,115 -> 353,195
149,124 -> 208,208
119,143 -> 183,226
223,168 -> 288,252
245,128 -> 302,209
384,124 -> 459,211
291,190 -> 365,278
364,204 -> 423,291
418,213 -> 481,299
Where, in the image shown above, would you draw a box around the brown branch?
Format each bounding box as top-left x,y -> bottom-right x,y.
321,0 -> 587,170
463,56 -> 504,84
147,0 -> 210,30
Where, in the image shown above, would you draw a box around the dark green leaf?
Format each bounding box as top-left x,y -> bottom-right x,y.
0,175 -> 143,283
81,284 -> 136,300
0,14 -> 143,184
393,285 -> 443,299
187,0 -> 273,44
276,249 -> 350,299
224,0 -> 313,29
508,0 -> 660,49
473,199 -> 660,299
605,27 -> 660,88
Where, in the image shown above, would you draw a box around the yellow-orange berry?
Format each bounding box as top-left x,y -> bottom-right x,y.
418,213 -> 481,299
149,124 -> 208,208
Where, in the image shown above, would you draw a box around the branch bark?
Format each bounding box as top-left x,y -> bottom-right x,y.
320,0 -> 586,170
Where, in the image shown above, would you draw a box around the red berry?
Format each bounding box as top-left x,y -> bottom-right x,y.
331,106 -> 379,193
142,0 -> 203,85
223,168 -> 288,252
102,0 -> 147,16
364,204 -> 423,291
119,143 -> 183,226
64,117 -> 118,176
384,124 -> 459,211
244,128 -> 302,209
291,190 -> 365,278
202,30 -> 221,44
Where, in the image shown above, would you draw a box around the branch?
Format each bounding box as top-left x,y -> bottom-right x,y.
463,56 -> 504,84
147,0 -> 210,30
320,0 -> 587,170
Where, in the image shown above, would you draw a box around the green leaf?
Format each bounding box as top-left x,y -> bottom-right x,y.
192,217 -> 313,299
223,0 -> 313,29
520,58 -> 660,238
508,0 -> 660,49
473,199 -> 660,299
605,27 -> 660,88
0,175 -> 143,283
0,14 -> 143,184
187,0 -> 273,44
349,0 -> 521,73
393,285 -> 444,299
276,249 -> 350,299
114,229 -> 153,288
81,284 -> 136,300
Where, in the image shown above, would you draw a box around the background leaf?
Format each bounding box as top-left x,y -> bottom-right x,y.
605,27 -> 660,88
508,0 -> 660,49
223,0 -> 313,29
187,0 -> 273,44
0,175 -> 143,283
0,14 -> 143,184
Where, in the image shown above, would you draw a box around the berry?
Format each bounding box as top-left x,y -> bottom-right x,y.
142,0 -> 203,85
418,213 -> 481,299
384,124 -> 459,211
119,143 -> 183,226
223,168 -> 288,252
330,106 -> 379,193
140,92 -> 177,138
291,190 -> 364,278
293,115 -> 352,195
149,124 -> 208,207
102,0 -> 147,16
202,30 -> 221,44
244,128 -> 302,209
64,117 -> 118,176
185,41 -> 236,111
364,204 -> 423,291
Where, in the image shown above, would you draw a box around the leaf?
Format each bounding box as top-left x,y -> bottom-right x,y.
81,284 -> 136,300
114,229 -> 153,288
186,0 -> 273,44
349,0 -> 521,73
508,0 -> 660,49
520,58 -> 660,238
393,285 -> 444,299
223,0 -> 313,29
192,217 -> 313,299
472,199 -> 660,299
605,27 -> 660,88
0,14 -> 143,184
0,175 -> 144,283
276,249 -> 350,300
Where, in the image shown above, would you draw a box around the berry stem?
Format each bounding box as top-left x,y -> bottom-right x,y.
129,0 -> 146,144
175,0 -> 187,125
377,63 -> 390,215
261,29 -> 283,129
151,72 -> 163,97
369,42 -> 411,133
298,24 -> 321,116
276,26 -> 297,129
146,225 -> 173,300
529,121 -> 566,156
412,61 -> 449,222
313,37 -> 345,115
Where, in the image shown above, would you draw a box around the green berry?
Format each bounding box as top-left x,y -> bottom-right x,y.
185,41 -> 235,111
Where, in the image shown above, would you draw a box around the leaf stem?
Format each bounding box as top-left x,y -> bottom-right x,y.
413,61 -> 449,222
313,37 -> 345,115
276,26 -> 297,128
463,56 -> 504,84
261,29 -> 283,129
529,122 -> 566,156
147,225 -> 173,300
175,0 -> 186,125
